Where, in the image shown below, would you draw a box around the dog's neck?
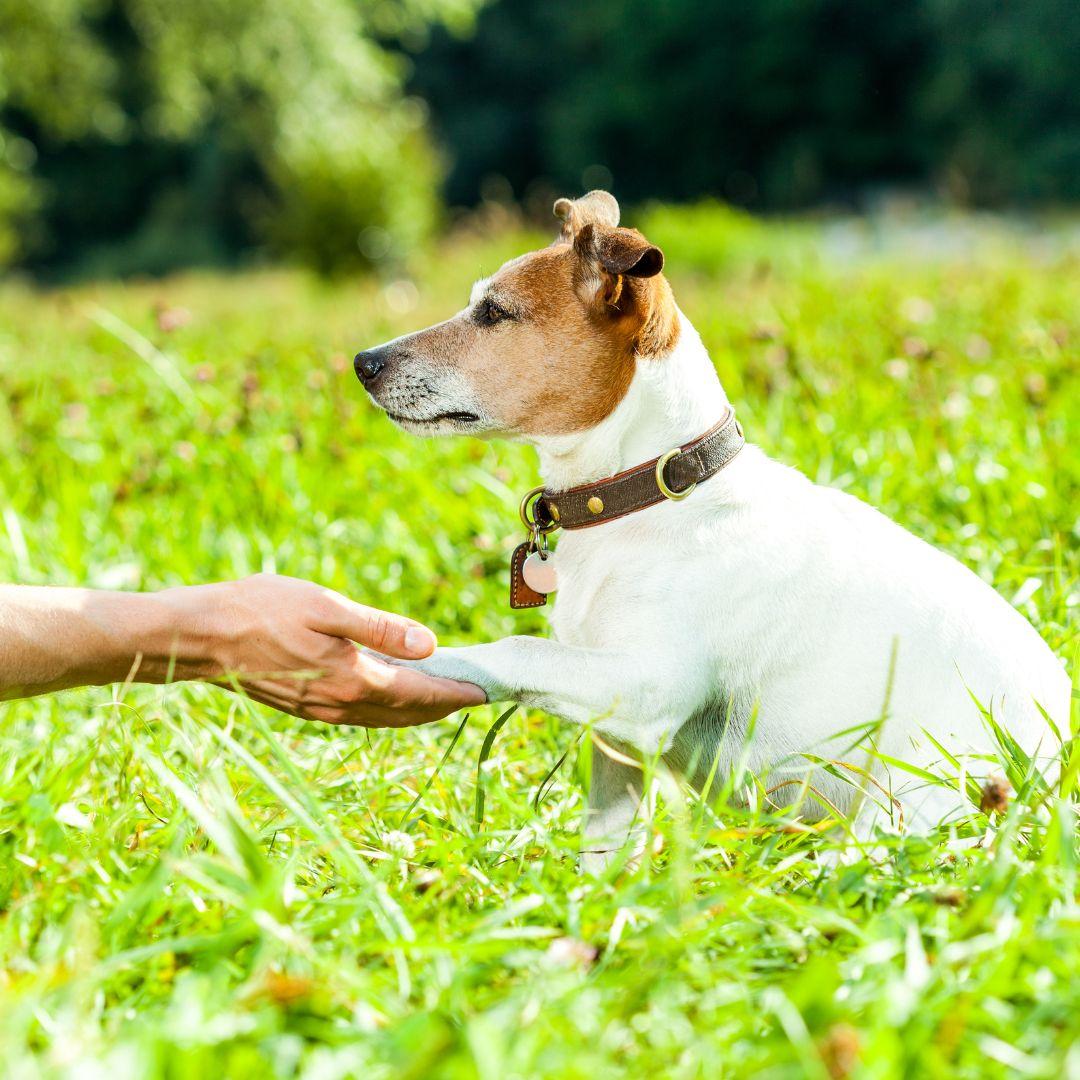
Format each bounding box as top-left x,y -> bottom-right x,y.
531,312 -> 729,491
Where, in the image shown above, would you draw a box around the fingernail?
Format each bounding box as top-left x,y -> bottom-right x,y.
404,626 -> 436,656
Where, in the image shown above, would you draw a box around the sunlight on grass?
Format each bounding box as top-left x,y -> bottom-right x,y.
0,211 -> 1077,1076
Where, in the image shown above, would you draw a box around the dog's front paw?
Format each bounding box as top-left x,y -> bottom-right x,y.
393,646 -> 514,704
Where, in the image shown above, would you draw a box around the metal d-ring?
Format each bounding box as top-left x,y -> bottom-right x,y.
656,448 -> 697,501
519,485 -> 559,533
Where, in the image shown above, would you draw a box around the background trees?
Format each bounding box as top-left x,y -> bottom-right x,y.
0,0 -> 1077,278
0,0 -> 477,275
414,0 -> 1080,211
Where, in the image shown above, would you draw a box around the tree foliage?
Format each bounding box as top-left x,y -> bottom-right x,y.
0,0 -> 479,274
411,0 -> 1080,210
2,0 -> 1077,277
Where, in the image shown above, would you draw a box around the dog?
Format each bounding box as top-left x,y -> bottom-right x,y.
355,190 -> 1069,869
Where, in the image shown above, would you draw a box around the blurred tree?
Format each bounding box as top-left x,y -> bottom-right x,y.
411,0 -> 1080,211
2,0 -> 1077,276
920,0 -> 1080,204
0,0 -> 479,275
0,0 -> 116,265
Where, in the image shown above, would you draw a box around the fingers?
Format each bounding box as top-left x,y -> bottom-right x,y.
359,653 -> 487,713
243,688 -> 439,729
227,647 -> 485,729
339,702 -> 466,729
309,591 -> 437,660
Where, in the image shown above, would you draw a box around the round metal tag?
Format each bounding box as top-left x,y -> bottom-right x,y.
521,551 -> 558,594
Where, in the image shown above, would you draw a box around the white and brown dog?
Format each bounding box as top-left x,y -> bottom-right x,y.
355,191 -> 1068,868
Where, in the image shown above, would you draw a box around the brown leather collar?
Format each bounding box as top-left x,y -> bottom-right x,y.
528,407 -> 745,532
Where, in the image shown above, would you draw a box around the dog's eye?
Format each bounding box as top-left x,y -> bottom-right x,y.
476,298 -> 511,327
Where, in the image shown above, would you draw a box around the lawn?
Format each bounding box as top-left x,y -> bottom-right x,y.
0,205 -> 1077,1078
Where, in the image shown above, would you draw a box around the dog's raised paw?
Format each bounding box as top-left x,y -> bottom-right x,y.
385,646 -> 510,703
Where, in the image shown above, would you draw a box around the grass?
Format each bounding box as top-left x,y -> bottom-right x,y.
0,204 -> 1078,1077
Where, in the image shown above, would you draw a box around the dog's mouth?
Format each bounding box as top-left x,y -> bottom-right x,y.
384,409 -> 481,426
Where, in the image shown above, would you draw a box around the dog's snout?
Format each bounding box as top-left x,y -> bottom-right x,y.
354,346 -> 389,384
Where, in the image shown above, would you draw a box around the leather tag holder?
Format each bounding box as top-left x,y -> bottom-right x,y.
509,542 -> 548,609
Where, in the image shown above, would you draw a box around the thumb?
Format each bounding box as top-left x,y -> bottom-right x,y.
311,593 -> 437,659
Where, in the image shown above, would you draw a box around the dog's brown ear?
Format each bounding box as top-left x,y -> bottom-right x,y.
554,190 -> 620,240
587,225 -> 664,279
574,222 -> 665,307
567,214 -> 677,352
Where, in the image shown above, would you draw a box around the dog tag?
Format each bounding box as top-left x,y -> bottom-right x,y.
522,550 -> 558,594
510,542 -> 548,609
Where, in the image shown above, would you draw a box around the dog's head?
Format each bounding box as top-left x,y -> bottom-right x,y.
354,191 -> 679,439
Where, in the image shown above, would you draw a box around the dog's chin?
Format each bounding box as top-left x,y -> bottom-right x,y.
383,408 -> 486,437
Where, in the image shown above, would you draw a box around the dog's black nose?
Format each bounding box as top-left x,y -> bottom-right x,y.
354,347 -> 388,384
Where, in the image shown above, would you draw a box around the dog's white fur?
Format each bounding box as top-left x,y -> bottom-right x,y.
365,224 -> 1069,870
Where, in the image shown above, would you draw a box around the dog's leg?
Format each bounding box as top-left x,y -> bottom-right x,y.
401,636 -> 689,739
402,637 -> 705,869
581,750 -> 646,875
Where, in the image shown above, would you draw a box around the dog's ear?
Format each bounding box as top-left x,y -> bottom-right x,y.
574,222 -> 665,308
585,225 -> 664,279
553,190 -> 620,241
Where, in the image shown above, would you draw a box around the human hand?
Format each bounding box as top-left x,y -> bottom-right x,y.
174,573 -> 486,726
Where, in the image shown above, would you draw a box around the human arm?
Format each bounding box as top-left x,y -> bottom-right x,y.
0,574 -> 485,726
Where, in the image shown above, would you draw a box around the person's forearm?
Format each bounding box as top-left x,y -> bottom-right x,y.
0,574 -> 484,725
0,584 -> 218,700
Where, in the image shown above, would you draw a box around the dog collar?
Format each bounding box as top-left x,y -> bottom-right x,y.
510,408 -> 745,608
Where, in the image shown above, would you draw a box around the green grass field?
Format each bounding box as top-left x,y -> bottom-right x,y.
0,205 -> 1077,1078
